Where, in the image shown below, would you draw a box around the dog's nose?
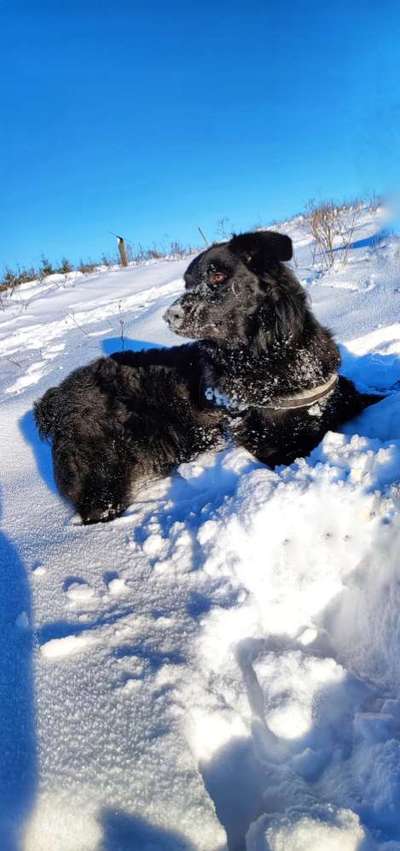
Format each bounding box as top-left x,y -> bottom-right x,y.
164,304 -> 185,329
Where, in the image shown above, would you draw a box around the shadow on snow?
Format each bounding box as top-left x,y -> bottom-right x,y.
0,487 -> 36,850
102,336 -> 163,356
100,807 -> 195,850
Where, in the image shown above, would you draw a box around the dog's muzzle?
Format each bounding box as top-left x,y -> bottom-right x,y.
164,303 -> 185,331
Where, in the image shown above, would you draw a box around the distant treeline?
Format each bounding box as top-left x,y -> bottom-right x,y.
0,240 -> 195,293
1,194 -> 384,295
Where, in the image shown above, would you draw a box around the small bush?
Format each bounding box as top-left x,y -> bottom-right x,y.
78,259 -> 97,274
100,253 -> 117,267
0,269 -> 17,291
147,244 -> 164,260
0,265 -> 38,291
169,240 -> 192,257
57,257 -> 74,274
39,255 -> 54,277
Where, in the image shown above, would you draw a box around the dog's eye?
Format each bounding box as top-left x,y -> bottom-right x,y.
207,268 -> 227,285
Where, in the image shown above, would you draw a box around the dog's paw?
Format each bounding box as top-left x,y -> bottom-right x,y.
80,503 -> 124,525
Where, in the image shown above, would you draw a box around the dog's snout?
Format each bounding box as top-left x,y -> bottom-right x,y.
164,303 -> 185,329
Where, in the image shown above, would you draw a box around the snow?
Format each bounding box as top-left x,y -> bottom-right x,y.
40,633 -> 98,660
1,205 -> 400,849
247,806 -> 370,851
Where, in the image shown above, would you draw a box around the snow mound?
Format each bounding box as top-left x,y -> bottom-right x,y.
247,806 -> 372,851
40,633 -> 98,659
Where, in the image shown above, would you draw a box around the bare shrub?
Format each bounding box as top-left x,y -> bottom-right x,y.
216,217 -> 232,241
78,259 -> 97,274
147,244 -> 164,260
128,240 -> 194,263
306,200 -> 337,269
368,191 -> 384,212
307,199 -> 363,269
335,201 -> 362,266
100,253 -> 117,267
169,240 -> 193,257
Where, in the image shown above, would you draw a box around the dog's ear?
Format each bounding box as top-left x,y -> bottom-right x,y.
229,231 -> 293,269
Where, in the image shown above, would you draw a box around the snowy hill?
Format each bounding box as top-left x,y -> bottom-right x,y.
1,206 -> 400,851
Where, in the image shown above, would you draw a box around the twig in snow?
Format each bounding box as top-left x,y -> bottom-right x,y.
67,312 -> 90,337
119,318 -> 125,351
3,355 -> 24,370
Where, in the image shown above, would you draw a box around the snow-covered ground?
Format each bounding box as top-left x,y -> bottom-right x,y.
1,206 -> 400,851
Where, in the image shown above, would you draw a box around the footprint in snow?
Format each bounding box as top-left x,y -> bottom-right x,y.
104,571 -> 129,596
63,577 -> 97,608
32,561 -> 46,577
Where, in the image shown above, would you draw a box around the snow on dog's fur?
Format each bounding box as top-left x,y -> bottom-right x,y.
34,231 -> 380,523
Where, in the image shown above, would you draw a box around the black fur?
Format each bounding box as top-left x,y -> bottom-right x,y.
34,231 -> 381,523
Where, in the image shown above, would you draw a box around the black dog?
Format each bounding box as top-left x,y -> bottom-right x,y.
34,231 -> 380,523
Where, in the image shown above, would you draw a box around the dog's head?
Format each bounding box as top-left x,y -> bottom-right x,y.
164,231 -> 307,350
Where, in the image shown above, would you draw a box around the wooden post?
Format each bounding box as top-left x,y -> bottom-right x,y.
116,235 -> 129,267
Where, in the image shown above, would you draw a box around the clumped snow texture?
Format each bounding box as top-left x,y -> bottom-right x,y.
1,206 -> 400,850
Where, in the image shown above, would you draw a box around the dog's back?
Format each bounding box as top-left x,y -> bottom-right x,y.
34,386 -> 62,440
34,347 -> 223,523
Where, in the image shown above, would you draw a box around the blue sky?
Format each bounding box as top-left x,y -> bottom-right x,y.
1,0 -> 399,270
